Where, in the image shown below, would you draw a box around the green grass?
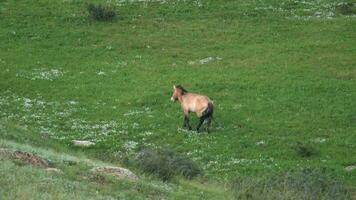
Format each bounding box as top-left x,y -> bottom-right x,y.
0,0 -> 355,199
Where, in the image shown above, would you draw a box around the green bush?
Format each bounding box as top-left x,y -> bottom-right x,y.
87,3 -> 116,21
231,168 -> 352,200
295,143 -> 318,158
135,148 -> 202,181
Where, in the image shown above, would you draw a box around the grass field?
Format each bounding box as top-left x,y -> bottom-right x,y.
0,0 -> 356,199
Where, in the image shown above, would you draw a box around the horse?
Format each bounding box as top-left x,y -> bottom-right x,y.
170,85 -> 214,132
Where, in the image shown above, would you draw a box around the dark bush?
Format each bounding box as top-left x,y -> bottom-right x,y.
87,3 -> 116,21
231,168 -> 352,200
336,3 -> 356,16
295,143 -> 318,158
162,148 -> 202,179
135,148 -> 202,181
135,148 -> 173,181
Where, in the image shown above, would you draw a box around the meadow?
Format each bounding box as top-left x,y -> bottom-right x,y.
0,0 -> 355,199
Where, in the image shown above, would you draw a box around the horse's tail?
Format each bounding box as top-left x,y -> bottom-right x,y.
203,102 -> 214,120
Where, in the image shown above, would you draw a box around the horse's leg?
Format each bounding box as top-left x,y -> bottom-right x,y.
196,117 -> 205,132
183,111 -> 192,130
186,116 -> 192,130
183,115 -> 188,128
206,116 -> 212,133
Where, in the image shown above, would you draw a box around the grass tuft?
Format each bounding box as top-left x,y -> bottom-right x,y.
87,3 -> 117,21
295,142 -> 318,158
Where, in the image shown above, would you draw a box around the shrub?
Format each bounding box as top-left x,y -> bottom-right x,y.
336,3 -> 356,16
87,3 -> 116,22
135,148 -> 173,181
231,168 -> 352,200
295,142 -> 318,158
135,148 -> 202,181
161,148 -> 202,179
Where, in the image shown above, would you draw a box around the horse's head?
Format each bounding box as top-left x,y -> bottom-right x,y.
171,85 -> 187,102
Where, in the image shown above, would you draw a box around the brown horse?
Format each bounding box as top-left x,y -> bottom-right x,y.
171,85 -> 213,132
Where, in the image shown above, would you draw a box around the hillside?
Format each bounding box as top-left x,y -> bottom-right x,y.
0,0 -> 355,199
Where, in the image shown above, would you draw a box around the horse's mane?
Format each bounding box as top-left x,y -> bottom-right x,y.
176,85 -> 188,94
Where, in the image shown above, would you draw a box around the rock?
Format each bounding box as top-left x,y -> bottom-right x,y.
345,165 -> 356,172
72,140 -> 95,147
0,148 -> 49,168
188,56 -> 222,65
91,166 -> 138,181
0,148 -> 13,156
198,57 -> 215,64
45,168 -> 63,174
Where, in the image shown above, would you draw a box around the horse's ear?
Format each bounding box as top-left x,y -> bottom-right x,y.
173,85 -> 176,89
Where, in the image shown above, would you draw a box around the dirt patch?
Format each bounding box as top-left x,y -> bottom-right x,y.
0,148 -> 49,168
